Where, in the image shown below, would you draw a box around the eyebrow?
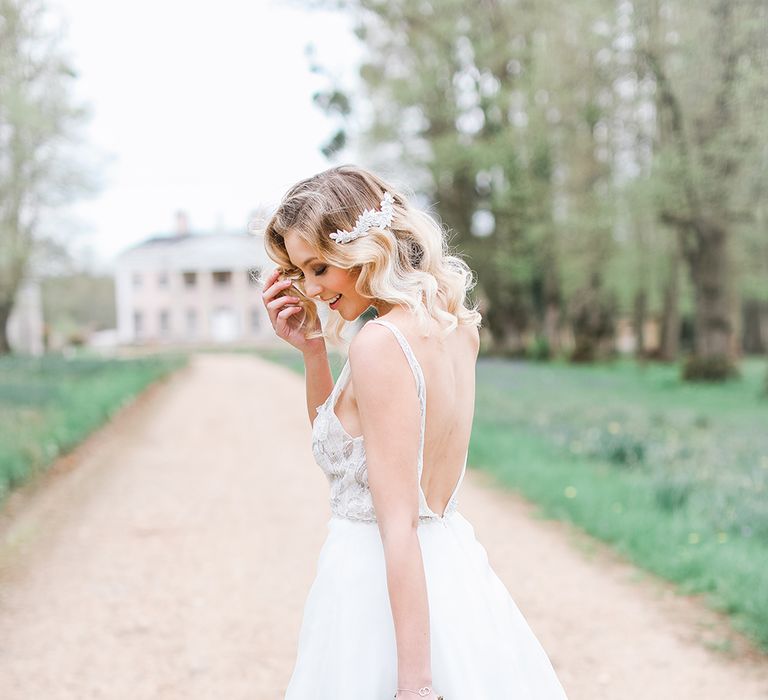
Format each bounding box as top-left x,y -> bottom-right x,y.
301,256 -> 319,266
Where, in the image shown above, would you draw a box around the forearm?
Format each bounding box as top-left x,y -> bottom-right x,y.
303,340 -> 334,425
381,525 -> 432,688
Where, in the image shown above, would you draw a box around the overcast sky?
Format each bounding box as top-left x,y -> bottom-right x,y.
50,0 -> 362,272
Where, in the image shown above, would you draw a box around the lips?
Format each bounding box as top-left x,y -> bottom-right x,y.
329,294 -> 342,309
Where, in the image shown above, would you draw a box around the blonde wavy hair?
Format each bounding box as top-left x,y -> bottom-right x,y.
261,164 -> 482,345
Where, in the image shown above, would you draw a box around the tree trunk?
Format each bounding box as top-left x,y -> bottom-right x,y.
543,260 -> 562,357
543,302 -> 561,356
0,301 -> 13,355
658,232 -> 681,361
729,285 -> 742,361
633,289 -> 647,359
485,299 -> 529,356
683,222 -> 737,379
690,225 -> 731,358
742,299 -> 768,354
569,273 -> 616,363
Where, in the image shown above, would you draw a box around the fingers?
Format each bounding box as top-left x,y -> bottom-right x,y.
277,305 -> 302,320
260,268 -> 307,340
262,274 -> 293,304
258,267 -> 274,291
266,294 -> 300,312
266,267 -> 282,288
266,291 -> 303,334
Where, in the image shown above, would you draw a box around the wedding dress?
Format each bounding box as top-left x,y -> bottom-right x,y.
284,318 -> 569,699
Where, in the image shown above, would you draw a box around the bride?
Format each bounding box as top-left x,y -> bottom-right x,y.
260,164 -> 569,699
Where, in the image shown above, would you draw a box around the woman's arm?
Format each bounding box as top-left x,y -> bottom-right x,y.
348,324 -> 433,692
302,340 -> 334,425
260,267 -> 334,425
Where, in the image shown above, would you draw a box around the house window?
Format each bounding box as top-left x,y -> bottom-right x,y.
159,309 -> 170,335
212,270 -> 232,286
158,271 -> 168,288
183,271 -> 197,288
132,273 -> 142,288
133,310 -> 143,337
186,309 -> 197,338
251,308 -> 261,332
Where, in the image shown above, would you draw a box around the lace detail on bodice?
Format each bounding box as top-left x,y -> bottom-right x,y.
311,318 -> 467,523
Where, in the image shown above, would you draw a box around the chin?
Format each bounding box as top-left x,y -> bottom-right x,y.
338,308 -> 358,321
337,302 -> 367,321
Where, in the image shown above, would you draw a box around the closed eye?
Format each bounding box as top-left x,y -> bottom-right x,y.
313,265 -> 328,276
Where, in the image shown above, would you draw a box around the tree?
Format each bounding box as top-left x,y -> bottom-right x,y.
634,0 -> 768,379
0,0 -> 94,354
309,1 -> 569,354
569,272 -> 618,362
306,0 -> 766,371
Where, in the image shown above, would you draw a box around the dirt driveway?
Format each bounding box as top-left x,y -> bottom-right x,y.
0,353 -> 766,699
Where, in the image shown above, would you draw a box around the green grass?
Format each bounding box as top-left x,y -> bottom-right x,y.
0,352 -> 187,503
251,346 -> 347,378
258,348 -> 768,652
472,356 -> 768,651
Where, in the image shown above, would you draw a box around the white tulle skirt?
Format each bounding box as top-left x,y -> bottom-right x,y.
284,511 -> 569,699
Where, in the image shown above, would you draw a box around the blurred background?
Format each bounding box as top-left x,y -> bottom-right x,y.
1,0 -> 768,662
1,0 -> 765,374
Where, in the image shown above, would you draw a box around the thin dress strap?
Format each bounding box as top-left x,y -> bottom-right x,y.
366,318 -> 427,475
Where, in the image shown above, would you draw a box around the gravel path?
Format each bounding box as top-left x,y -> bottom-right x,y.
0,353 -> 766,700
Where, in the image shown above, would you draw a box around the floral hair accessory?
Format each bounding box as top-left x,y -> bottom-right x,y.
330,191 -> 395,244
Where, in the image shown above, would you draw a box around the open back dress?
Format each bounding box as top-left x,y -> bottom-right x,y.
284,318 -> 569,699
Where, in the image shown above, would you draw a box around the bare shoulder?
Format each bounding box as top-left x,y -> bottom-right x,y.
466,322 -> 481,357
348,321 -> 406,378
348,322 -> 417,410
446,319 -> 480,358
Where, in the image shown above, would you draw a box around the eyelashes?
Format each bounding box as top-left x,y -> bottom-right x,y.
285,264 -> 327,278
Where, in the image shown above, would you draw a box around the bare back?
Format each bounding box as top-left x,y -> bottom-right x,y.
335,308 -> 480,517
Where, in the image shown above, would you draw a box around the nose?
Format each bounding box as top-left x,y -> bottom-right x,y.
303,279 -> 323,299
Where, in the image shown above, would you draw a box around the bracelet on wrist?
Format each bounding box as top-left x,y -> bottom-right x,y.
395,687 -> 443,699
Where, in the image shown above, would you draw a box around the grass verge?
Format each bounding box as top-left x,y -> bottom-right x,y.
0,352 -> 187,505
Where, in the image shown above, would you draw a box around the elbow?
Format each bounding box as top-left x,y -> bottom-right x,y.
378,511 -> 420,546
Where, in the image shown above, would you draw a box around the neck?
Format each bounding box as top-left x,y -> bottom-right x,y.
373,299 -> 395,315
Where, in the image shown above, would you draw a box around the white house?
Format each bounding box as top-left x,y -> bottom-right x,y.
115,214 -> 276,346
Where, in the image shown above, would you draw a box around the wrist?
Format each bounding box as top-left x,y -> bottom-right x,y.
396,676 -> 433,691
395,685 -> 438,699
302,338 -> 327,359
397,657 -> 431,694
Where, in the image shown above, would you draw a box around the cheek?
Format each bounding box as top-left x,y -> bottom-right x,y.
344,268 -> 361,289
332,269 -> 358,293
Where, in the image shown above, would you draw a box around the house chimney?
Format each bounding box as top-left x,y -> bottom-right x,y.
175,210 -> 189,236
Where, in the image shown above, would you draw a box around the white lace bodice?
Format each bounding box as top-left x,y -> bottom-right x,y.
311,318 -> 467,523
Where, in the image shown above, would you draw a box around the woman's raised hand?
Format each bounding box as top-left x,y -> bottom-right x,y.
261,268 -> 321,353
